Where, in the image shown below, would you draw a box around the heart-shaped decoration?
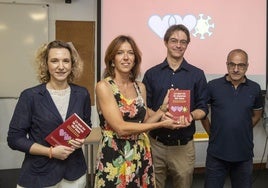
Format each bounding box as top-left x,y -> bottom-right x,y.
177,106 -> 183,112
170,106 -> 177,112
59,129 -> 65,136
64,134 -> 71,141
59,129 -> 71,140
148,14 -> 197,38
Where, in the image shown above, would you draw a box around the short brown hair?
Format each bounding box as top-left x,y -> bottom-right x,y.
164,24 -> 190,43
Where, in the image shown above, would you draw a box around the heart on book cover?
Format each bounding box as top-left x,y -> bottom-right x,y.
59,129 -> 71,141
177,106 -> 183,112
170,106 -> 177,112
170,106 -> 184,112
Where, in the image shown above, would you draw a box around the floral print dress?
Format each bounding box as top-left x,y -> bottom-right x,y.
94,77 -> 155,188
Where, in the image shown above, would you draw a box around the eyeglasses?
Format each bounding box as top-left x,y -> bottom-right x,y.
168,38 -> 188,46
227,62 -> 248,70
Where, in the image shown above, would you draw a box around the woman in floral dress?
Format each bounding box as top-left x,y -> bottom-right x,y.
94,35 -> 180,188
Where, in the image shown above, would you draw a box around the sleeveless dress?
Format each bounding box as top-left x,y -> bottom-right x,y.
94,77 -> 155,188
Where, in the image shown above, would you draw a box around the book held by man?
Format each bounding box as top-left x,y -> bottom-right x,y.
45,113 -> 91,147
168,89 -> 191,121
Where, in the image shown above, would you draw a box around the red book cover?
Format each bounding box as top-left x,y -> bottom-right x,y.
45,113 -> 91,147
168,89 -> 191,121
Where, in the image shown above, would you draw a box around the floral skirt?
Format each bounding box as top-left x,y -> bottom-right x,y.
94,130 -> 155,188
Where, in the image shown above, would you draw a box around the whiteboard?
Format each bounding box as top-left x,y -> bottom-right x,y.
0,3 -> 48,97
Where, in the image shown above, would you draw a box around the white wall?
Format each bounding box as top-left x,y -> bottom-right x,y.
0,0 -> 99,169
0,0 -> 267,170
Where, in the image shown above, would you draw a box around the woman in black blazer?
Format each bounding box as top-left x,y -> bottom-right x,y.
7,40 -> 92,188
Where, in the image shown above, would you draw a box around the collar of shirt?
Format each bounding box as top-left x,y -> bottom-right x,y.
160,58 -> 191,73
224,74 -> 249,86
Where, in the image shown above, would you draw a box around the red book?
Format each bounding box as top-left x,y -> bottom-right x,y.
168,89 -> 191,121
45,113 -> 91,147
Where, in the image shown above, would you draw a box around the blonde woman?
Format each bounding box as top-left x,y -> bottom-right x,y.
7,40 -> 92,188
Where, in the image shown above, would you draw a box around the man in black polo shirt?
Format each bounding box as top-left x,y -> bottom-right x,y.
143,24 -> 208,188
201,49 -> 263,188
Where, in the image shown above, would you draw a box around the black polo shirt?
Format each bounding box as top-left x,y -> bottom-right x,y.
207,75 -> 263,161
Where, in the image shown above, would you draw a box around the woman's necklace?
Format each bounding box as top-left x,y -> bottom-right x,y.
114,79 -> 136,99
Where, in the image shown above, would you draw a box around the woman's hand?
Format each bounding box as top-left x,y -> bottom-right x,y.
160,112 -> 179,130
68,138 -> 85,149
160,88 -> 174,112
161,112 -> 192,130
49,139 -> 84,160
51,145 -> 75,160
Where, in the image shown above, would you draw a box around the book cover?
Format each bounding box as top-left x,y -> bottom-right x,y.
45,113 -> 91,147
168,89 -> 191,121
